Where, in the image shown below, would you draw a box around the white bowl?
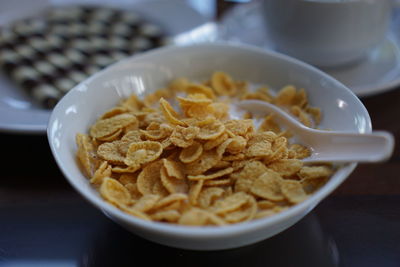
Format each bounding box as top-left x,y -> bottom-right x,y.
47,43 -> 371,250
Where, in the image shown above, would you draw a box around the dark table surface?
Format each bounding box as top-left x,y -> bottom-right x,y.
1,3 -> 400,266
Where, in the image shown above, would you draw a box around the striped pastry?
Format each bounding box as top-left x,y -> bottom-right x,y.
0,6 -> 168,108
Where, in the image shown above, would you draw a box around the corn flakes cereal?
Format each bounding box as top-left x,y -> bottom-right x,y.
197,187 -> 225,208
90,113 -> 137,140
299,166 -> 333,179
133,194 -> 161,212
185,149 -> 222,175
256,87 -> 273,99
226,136 -> 247,154
185,84 -> 216,99
223,195 -> 257,223
161,138 -> 174,150
100,177 -> 131,207
179,208 -> 225,226
124,141 -> 163,168
274,85 -> 296,106
140,111 -> 165,129
97,141 -> 125,165
151,210 -> 181,222
258,115 -> 281,133
76,71 -> 335,226
120,94 -> 144,112
119,173 -> 138,185
265,136 -> 289,163
197,120 -> 225,140
211,71 -> 237,96
160,167 -> 189,193
224,119 -> 254,137
91,161 -> 112,185
306,106 -> 322,125
153,193 -> 188,210
118,130 -> 143,154
177,95 -> 212,108
235,80 -> 249,97
211,160 -> 231,169
232,160 -> 268,193
212,192 -> 251,215
162,158 -> 185,179
112,165 -> 140,173
193,117 -> 215,127
185,103 -> 215,119
239,86 -> 265,99
291,106 -> 312,127
204,178 -> 232,187
121,206 -> 151,220
141,122 -> 173,140
223,153 -> 245,161
216,138 -> 234,157
188,167 -> 233,181
76,133 -> 97,177
209,102 -> 230,120
246,139 -> 272,158
292,88 -> 308,108
203,133 -> 228,151
159,98 -> 186,126
241,92 -> 272,102
157,201 -> 182,212
122,131 -> 143,143
281,180 -> 307,203
268,159 -> 303,178
137,160 -> 168,196
289,144 -> 311,159
257,200 -> 276,210
250,170 -> 285,201
144,88 -> 173,107
188,180 -> 204,205
179,141 -> 203,163
170,125 -> 199,148
254,209 -> 278,220
100,107 -> 128,120
98,128 -> 124,142
125,182 -> 142,200
248,131 -> 276,145
301,177 -> 329,194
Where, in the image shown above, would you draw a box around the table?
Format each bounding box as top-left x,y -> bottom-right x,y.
1,3 -> 400,267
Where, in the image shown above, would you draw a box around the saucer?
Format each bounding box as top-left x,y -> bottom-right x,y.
219,2 -> 400,98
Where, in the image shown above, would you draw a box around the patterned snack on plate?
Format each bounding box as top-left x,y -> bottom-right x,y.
0,6 -> 167,108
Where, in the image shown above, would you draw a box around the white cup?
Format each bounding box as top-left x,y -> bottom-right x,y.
262,0 -> 392,67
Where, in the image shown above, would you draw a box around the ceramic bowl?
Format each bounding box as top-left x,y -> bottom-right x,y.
47,43 -> 371,250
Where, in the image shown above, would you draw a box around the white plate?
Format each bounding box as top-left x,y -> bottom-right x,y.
220,2 -> 400,98
0,0 -> 209,134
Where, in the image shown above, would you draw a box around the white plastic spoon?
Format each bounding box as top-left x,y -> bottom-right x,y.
237,100 -> 394,163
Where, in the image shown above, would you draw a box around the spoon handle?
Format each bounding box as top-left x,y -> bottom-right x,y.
304,130 -> 395,163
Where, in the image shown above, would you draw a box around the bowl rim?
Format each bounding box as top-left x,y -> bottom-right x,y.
47,42 -> 369,239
